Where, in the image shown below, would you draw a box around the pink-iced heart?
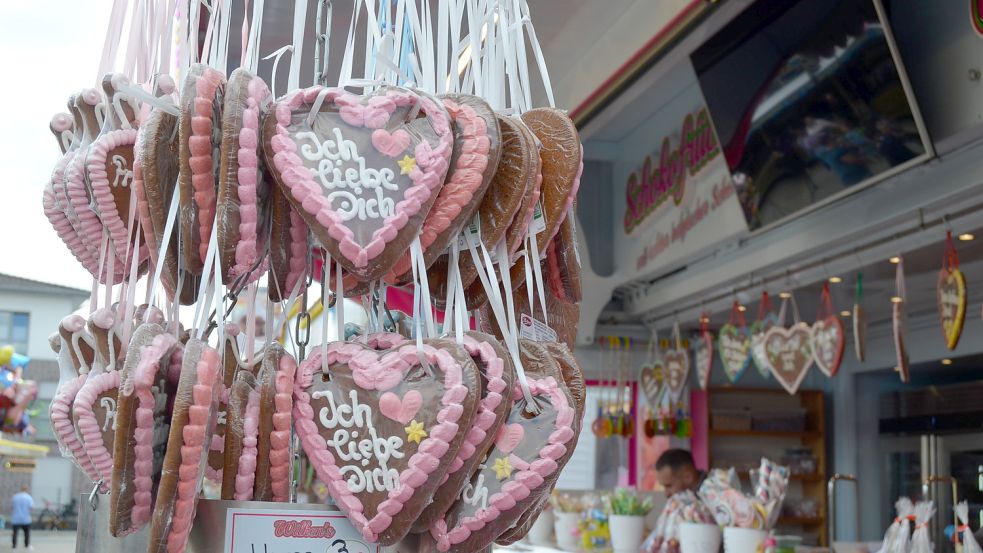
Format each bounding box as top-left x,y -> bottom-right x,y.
379,389 -> 423,424
495,423 -> 524,454
371,129 -> 412,158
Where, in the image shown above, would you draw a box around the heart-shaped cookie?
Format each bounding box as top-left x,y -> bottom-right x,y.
853,303 -> 866,362
718,323 -> 750,383
749,313 -> 777,379
811,315 -> 845,378
430,114 -> 535,308
663,348 -> 690,403
412,332 -> 515,533
763,323 -> 813,394
264,85 -> 453,281
178,64 -> 227,275
149,339 -> 222,553
546,208 -> 582,304
893,301 -> 910,383
639,364 -> 663,408
222,367 -> 262,501
217,68 -> 272,285
478,277 -> 581,351
135,105 -> 200,304
937,268 -> 966,350
695,330 -> 714,389
293,340 -> 479,544
267,182 -> 309,301
426,341 -> 577,552
503,118 -> 543,262
206,328 -> 247,487
519,108 -> 583,254
49,316 -> 101,486
387,94 -> 501,282
266,343 -> 297,502
109,324 -> 180,537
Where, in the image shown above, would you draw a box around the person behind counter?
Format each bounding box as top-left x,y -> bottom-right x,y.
655,448 -> 707,497
642,449 -> 713,553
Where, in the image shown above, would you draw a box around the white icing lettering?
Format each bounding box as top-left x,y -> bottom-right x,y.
111,155 -> 133,188
460,469 -> 489,509
100,396 -> 117,432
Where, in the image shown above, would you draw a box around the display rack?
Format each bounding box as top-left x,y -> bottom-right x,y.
705,387 -> 828,547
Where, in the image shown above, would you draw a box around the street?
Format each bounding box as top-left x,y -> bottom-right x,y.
0,530 -> 76,552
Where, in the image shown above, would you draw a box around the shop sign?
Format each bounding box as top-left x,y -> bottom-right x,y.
224,508 -> 380,553
614,75 -> 747,282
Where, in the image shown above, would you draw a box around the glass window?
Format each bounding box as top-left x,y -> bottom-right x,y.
0,310 -> 30,354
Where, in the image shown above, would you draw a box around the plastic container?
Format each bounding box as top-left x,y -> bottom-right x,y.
723,527 -> 768,553
609,514 -> 646,553
555,511 -> 581,551
680,522 -> 723,553
528,509 -> 555,545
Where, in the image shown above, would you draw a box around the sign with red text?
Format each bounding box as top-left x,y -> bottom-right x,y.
615,69 -> 747,282
224,508 -> 379,553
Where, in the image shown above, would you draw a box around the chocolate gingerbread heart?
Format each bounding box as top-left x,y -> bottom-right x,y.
663,348 -> 690,402
293,339 -> 479,544
205,328 -> 247,488
718,323 -> 751,383
546,208 -> 582,304
217,68 -> 271,285
264,85 -> 454,281
763,323 -> 813,394
222,367 -> 262,501
478,277 -> 580,351
811,315 -> 845,378
695,329 -> 714,389
893,301 -> 910,383
412,332 -> 515,533
387,94 -> 501,283
265,343 -> 297,502
750,313 -> 777,379
109,324 -> 180,537
178,64 -> 227,275
49,316 -> 101,486
149,339 -> 222,553
937,267 -> 967,350
267,182 -> 309,301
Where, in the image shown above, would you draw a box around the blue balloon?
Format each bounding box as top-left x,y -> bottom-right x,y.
9,353 -> 29,370
0,370 -> 14,390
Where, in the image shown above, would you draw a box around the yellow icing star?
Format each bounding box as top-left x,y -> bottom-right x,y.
493,456 -> 513,481
404,420 -> 427,444
398,154 -> 417,175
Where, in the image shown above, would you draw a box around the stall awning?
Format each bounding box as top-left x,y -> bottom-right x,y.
0,434 -> 49,458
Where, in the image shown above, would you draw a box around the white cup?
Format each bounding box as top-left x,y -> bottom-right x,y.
680,522 -> 723,553
609,514 -> 646,553
554,511 -> 580,551
528,509 -> 555,545
723,527 -> 768,553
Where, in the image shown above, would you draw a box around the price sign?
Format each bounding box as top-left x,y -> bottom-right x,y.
223,508 -> 379,553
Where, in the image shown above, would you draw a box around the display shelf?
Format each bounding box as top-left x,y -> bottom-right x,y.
709,429 -> 821,439
789,473 -> 823,482
778,515 -> 824,525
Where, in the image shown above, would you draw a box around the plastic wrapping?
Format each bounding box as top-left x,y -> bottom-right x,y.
266,179 -> 308,301
217,68 -> 271,286
479,277 -> 580,351
293,340 -> 479,545
423,340 -> 576,553
428,114 -> 528,307
252,358 -> 276,501
496,340 -> 586,545
909,501 -> 934,553
135,106 -> 200,304
49,316 -> 101,482
503,118 -> 543,262
109,323 -> 179,537
957,501 -> 983,553
178,63 -> 227,275
413,332 -> 515,533
263,85 -> 454,282
205,329 -> 244,491
148,339 -> 222,553
388,94 -> 502,282
264,343 -> 297,502
221,365 -> 259,501
520,108 -> 583,255
546,208 -> 583,304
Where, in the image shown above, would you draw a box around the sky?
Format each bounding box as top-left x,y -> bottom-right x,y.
1,1 -> 115,291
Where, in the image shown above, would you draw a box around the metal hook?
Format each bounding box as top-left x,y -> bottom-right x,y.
88,480 -> 103,511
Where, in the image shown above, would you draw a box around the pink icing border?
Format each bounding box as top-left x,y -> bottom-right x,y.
429,376 -> 575,551
270,352 -> 297,501
49,373 -> 104,487
234,389 -> 260,501
541,144 -> 583,255
269,86 -> 453,269
188,67 -> 226,265
66,152 -> 124,283
45,154 -> 98,274
86,128 -> 145,266
545,236 -> 568,302
128,333 -> 179,530
293,342 -> 468,542
73,370 -> 120,484
284,207 -> 308,294
165,345 -> 221,551
230,75 -> 271,282
386,98 -> 491,280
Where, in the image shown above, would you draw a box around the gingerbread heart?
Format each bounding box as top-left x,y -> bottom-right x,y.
639,364 -> 663,408
252,352 -> 280,502
937,268 -> 966,350
206,328 -> 246,487
266,343 -> 297,502
217,68 -> 272,285
663,348 -> 690,403
430,114 -> 536,309
49,316 -> 101,486
109,324 -> 180,537
763,323 -> 813,394
387,94 -> 501,282
749,313 -> 777,379
149,339 -> 222,553
293,340 -> 479,544
267,182 -> 309,301
479,277 -> 580,350
426,341 -> 577,552
546,208 -> 583,304
893,301 -> 910,383
413,332 -> 515,533
695,330 -> 714,389
718,323 -> 751,383
178,64 -> 227,275
853,303 -> 866,362
264,85 -> 454,281
811,315 -> 845,378
222,367 -> 262,501
503,118 -> 543,262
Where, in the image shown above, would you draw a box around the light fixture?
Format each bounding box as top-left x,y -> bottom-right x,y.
779,291 -> 792,299
942,358 -> 953,365
889,256 -> 901,264
737,305 -> 747,312
890,296 -> 903,303
959,233 -> 975,241
828,276 -> 843,284
840,310 -> 851,317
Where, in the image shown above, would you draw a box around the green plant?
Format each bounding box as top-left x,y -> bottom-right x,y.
605,488 -> 654,516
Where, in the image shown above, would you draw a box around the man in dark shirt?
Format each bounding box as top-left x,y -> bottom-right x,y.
655,449 -> 706,497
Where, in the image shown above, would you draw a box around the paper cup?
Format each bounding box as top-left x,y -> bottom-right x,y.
528,509 -> 555,545
609,514 -> 646,553
680,522 -> 723,553
555,511 -> 580,551
723,527 -> 767,553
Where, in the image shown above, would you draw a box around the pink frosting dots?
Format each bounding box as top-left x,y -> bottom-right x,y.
49,373 -> 103,488
72,370 -> 121,485
86,128 -> 144,269
270,352 -> 297,501
231,74 -> 271,283
234,389 -> 260,501
45,153 -> 100,275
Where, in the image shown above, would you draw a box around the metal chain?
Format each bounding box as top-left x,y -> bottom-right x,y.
314,0 -> 333,86
295,240 -> 314,361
